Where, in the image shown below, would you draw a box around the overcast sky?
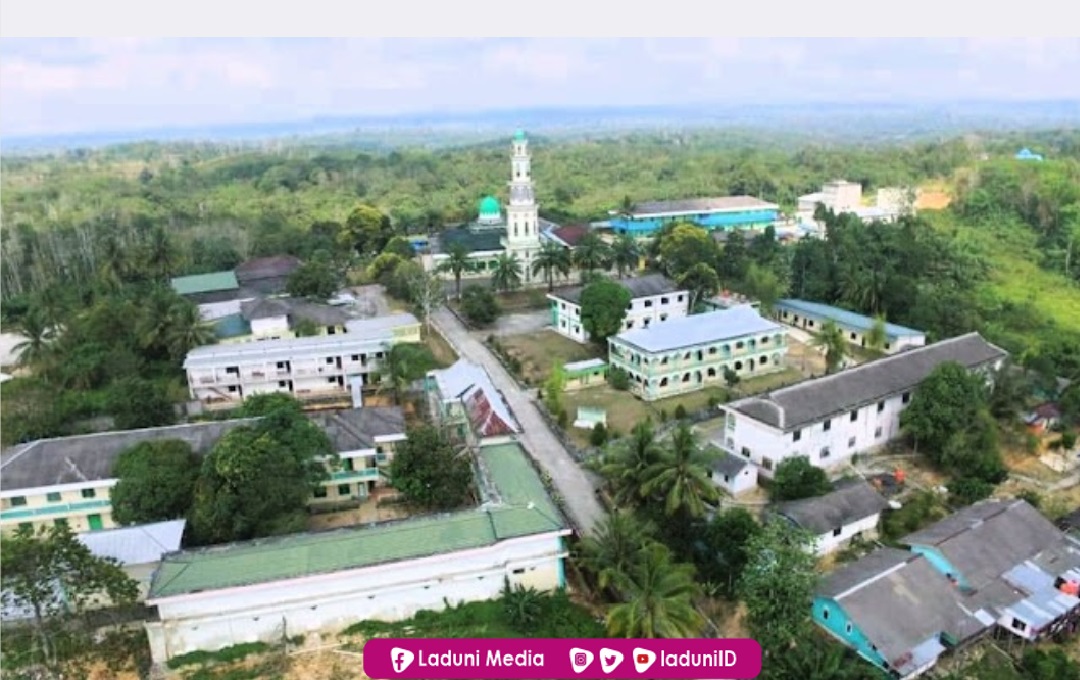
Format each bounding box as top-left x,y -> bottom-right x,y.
2,38 -> 1079,137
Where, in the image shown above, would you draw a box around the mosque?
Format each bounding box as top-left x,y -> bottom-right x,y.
422,130 -> 564,288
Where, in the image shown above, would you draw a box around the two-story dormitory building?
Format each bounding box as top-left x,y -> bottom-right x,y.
547,274 -> 690,344
183,313 -> 420,408
607,304 -> 788,401
717,332 -> 1007,477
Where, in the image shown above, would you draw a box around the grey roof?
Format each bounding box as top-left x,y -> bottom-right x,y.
240,298 -> 292,320
901,499 -> 1080,589
241,298 -> 352,327
730,332 -> 1008,432
564,358 -> 607,373
310,407 -> 406,452
0,420 -> 257,493
77,520 -> 186,566
819,546 -> 911,598
827,553 -> 992,673
429,360 -> 520,434
627,196 -> 779,217
549,274 -> 683,305
777,480 -> 889,535
707,446 -> 751,478
612,305 -> 783,354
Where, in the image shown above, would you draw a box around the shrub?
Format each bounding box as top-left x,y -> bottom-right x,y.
590,422 -> 608,447
949,477 -> 996,506
1017,489 -> 1042,508
557,408 -> 569,429
1061,431 -> 1077,450
608,367 -> 630,391
674,404 -> 688,420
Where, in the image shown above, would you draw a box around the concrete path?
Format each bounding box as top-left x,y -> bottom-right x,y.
431,307 -> 606,537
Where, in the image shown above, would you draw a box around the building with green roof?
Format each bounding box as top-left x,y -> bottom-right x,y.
170,271 -> 241,304
143,442 -> 569,666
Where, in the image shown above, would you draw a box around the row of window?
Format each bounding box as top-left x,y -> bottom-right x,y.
7,488 -> 98,507
614,335 -> 783,366
790,393 -> 911,442
621,356 -> 783,390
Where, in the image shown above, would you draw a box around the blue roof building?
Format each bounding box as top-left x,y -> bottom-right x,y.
608,196 -> 780,237
1015,148 -> 1044,161
773,299 -> 926,354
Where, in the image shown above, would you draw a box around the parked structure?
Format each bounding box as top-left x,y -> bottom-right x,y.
183,313 -> 420,408
608,196 -> 780,237
608,305 -> 787,401
0,421 -> 255,535
719,333 -> 1007,479
706,446 -> 758,497
774,480 -> 890,555
143,442 -> 570,667
562,358 -> 609,392
233,255 -> 302,295
426,359 -> 521,443
547,274 -> 689,344
814,500 -> 1080,678
773,298 -> 927,354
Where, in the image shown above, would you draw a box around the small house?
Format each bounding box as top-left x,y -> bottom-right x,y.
708,446 -> 758,496
1024,402 -> 1062,433
562,358 -> 608,392
776,480 -> 890,555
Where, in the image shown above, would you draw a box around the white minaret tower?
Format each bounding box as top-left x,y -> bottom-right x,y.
503,130 -> 542,282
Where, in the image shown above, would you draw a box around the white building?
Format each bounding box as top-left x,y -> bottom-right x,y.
773,299 -> 927,354
707,446 -> 758,497
143,442 -> 570,667
183,313 -> 420,408
775,480 -> 890,555
547,274 -> 690,344
718,333 -> 1007,478
797,180 -> 916,225
426,359 -> 521,444
308,407 -> 409,504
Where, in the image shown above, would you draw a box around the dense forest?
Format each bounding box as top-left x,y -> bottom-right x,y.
2,127 -> 1079,379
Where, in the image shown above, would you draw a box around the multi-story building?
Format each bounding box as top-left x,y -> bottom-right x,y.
547,274 -> 689,343
607,305 -> 788,401
426,359 -> 520,444
0,407 -> 409,535
607,196 -> 780,237
773,298 -> 927,354
183,312 -> 420,408
143,442 -> 570,667
717,332 -> 1007,478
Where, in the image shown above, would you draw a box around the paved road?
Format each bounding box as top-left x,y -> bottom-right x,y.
431,307 -> 607,537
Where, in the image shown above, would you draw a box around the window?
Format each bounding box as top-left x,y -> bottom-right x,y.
845,623 -> 853,634
626,321 -> 634,329
677,295 -> 684,302
80,488 -> 96,499
823,419 -> 832,432
821,608 -> 830,620
848,436 -> 856,448
46,492 -> 62,503
644,300 -> 653,308
337,484 -> 351,497
1011,618 -> 1027,632
902,392 -> 911,404
661,297 -> 669,304
54,519 -> 68,529
18,523 -> 32,532
875,426 -> 883,438
762,457 -> 774,471
313,487 -> 328,498
833,527 -> 843,537
660,314 -> 668,322
512,567 -> 526,575
877,400 -> 885,413
740,447 -> 751,458
10,496 -> 27,507
793,429 -> 802,442
351,355 -> 360,361
820,447 -> 831,458
850,409 -> 858,422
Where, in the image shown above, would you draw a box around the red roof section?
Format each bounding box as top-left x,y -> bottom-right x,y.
551,224 -> 590,247
464,388 -> 516,438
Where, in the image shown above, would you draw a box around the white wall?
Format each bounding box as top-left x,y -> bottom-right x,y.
711,465 -> 758,496
810,513 -> 882,556
250,316 -> 289,337
549,290 -> 690,344
146,532 -> 568,665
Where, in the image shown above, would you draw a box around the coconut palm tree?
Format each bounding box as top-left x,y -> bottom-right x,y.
491,253 -> 522,293
865,315 -> 888,354
164,302 -> 217,360
437,243 -> 471,300
643,422 -> 719,518
572,232 -> 612,282
599,420 -> 664,508
136,289 -> 178,357
606,542 -> 704,638
530,242 -> 572,291
577,510 -> 656,596
811,319 -> 848,374
143,227 -> 178,281
610,234 -> 641,279
12,309 -> 57,369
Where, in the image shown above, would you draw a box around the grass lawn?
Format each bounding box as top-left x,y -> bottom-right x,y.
732,368 -> 805,396
497,288 -> 551,313
498,330 -> 601,384
422,327 -> 459,367
560,384 -> 731,446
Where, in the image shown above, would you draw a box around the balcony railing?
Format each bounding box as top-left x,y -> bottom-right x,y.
330,468 -> 380,482
1,499 -> 111,521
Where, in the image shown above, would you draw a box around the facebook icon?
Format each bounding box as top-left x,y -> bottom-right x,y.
390,647 -> 415,673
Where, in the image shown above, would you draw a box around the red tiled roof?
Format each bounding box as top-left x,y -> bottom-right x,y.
551,225 -> 590,247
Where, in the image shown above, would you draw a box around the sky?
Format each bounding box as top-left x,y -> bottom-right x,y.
2,38 -> 1079,138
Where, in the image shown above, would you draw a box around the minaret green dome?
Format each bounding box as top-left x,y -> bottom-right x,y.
478,195 -> 501,218
514,129 -> 526,141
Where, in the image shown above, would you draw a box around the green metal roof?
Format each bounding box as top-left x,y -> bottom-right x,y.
148,442 -> 565,600
170,271 -> 240,296
479,195 -> 501,217
438,227 -> 504,254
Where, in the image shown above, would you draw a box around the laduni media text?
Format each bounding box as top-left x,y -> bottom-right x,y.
362,638 -> 762,679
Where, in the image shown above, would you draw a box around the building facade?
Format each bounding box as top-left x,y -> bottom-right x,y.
426,360 -> 520,444
143,443 -> 569,667
309,407 -> 408,504
796,180 -> 916,225
773,298 -> 927,354
707,446 -> 758,497
547,274 -> 689,343
775,480 -> 890,556
183,313 -> 420,408
608,197 -> 780,237
719,333 -> 1007,478
562,358 -> 608,392
608,305 -> 788,401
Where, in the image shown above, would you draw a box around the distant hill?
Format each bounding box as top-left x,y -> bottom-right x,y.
3,100 -> 1079,155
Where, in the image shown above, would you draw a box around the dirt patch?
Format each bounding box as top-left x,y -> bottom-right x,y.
784,337 -> 828,377
285,648 -> 366,680
497,330 -> 601,384
1002,443 -> 1066,484
916,190 -> 952,211
308,489 -> 412,532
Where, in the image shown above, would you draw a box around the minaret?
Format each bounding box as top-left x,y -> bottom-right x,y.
503,130 -> 542,282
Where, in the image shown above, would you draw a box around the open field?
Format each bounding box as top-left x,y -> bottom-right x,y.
732,367 -> 805,396
560,384 -> 731,446
497,330 -> 601,384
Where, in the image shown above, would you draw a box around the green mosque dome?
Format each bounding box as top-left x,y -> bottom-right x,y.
514,129 -> 526,141
479,195 -> 501,217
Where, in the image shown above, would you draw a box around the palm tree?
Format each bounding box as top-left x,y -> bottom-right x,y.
491,253 -> 523,293
530,242 -> 572,291
606,542 -> 704,638
865,315 -> 888,354
164,302 -> 217,360
577,511 -> 656,595
811,319 -> 848,374
572,232 -> 612,282
437,243 -> 471,300
610,234 -> 640,279
599,420 -> 664,508
97,235 -> 128,290
12,309 -> 57,369
143,227 -> 178,281
643,422 -> 719,517
136,289 -> 177,356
